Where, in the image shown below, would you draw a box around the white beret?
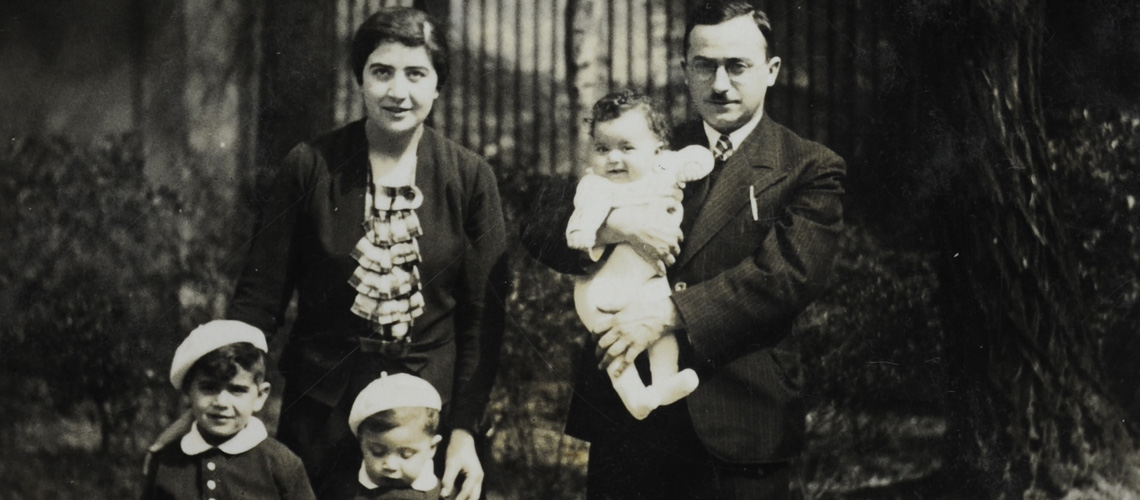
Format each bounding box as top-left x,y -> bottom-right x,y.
170,320 -> 268,389
349,372 -> 442,436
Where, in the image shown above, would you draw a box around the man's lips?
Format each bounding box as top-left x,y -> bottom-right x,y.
383,106 -> 412,114
707,99 -> 738,106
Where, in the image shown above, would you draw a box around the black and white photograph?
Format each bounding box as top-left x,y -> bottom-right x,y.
2,0 -> 1139,498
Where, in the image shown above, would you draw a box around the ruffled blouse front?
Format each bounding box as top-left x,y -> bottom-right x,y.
349,179 -> 427,341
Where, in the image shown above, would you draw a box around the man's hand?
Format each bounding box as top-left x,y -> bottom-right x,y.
441,428 -> 483,500
597,197 -> 684,271
595,297 -> 679,376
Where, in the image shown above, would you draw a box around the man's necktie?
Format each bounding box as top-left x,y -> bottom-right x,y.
683,135 -> 733,235
714,134 -> 734,162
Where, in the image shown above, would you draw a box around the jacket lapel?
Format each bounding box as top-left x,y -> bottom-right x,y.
676,117 -> 787,270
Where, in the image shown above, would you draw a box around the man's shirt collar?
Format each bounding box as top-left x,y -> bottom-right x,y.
180,416 -> 268,456
702,110 -> 764,156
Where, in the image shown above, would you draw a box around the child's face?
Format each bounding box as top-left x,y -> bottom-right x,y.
184,367 -> 269,440
591,109 -> 664,183
360,422 -> 442,487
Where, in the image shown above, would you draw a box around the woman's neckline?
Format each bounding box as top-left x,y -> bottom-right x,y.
365,120 -> 423,186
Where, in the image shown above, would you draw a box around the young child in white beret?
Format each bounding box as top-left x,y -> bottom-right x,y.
141,320 -> 316,500
337,372 -> 450,500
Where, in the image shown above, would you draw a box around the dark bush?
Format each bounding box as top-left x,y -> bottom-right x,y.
1050,110 -> 1140,421
0,134 -> 251,459
1,136 -> 184,453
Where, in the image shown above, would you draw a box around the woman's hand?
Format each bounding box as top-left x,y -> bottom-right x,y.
441,428 -> 483,500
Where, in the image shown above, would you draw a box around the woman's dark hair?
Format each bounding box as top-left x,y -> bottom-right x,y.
358,407 -> 440,438
351,7 -> 450,88
683,0 -> 775,60
181,342 -> 266,392
589,89 -> 672,146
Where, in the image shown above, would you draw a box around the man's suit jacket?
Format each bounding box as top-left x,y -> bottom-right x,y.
521,116 -> 845,463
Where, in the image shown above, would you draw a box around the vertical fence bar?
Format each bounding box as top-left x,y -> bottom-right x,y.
611,0 -> 629,88
606,2 -> 616,90
535,0 -> 551,173
512,0 -> 522,170
664,0 -> 675,117
554,0 -> 570,174
806,2 -> 817,140
476,0 -> 489,153
827,0 -> 839,153
667,0 -> 688,124
766,0 -> 786,124
850,0 -> 861,161
520,0 -> 535,172
457,0 -> 470,149
646,0 -> 658,94
492,0 -> 504,160
630,0 -> 649,89
531,0 -> 541,172
785,0 -> 798,133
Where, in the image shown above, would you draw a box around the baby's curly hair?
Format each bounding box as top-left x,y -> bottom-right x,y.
589,89 -> 672,147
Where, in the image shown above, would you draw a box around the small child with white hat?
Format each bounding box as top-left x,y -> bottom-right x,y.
339,372 -> 450,500
141,320 -> 316,500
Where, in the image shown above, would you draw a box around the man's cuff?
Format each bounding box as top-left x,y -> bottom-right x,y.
670,298 -> 697,369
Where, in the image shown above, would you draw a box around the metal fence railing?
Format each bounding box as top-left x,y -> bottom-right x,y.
334,0 -> 886,175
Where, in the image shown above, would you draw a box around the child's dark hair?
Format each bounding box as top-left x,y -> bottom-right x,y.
358,407 -> 440,438
181,342 -> 266,391
589,89 -> 672,146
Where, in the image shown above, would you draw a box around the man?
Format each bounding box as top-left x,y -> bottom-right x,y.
521,2 -> 845,498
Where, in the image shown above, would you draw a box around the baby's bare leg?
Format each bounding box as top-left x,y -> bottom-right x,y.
609,365 -> 658,420
646,336 -> 699,407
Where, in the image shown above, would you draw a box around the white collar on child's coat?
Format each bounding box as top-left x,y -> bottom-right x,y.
180,416 -> 268,456
357,460 -> 439,492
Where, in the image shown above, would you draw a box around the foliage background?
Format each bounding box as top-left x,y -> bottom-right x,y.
3,108 -> 1136,498
3,1 -> 1140,498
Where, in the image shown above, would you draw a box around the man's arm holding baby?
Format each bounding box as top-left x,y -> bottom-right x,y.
522,176 -> 683,274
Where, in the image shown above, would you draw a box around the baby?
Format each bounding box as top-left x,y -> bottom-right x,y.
567,89 -> 714,420
142,320 -> 315,500
342,372 -> 450,500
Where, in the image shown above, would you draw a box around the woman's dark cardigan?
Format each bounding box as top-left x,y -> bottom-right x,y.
228,120 -> 507,432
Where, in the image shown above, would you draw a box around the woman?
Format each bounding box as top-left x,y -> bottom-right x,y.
228,8 -> 505,499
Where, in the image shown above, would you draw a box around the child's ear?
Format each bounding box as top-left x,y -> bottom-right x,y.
429,434 -> 443,454
253,382 -> 271,412
655,142 -> 665,155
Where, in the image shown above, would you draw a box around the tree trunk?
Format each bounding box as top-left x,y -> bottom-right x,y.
566,0 -> 606,175
885,1 -> 1134,497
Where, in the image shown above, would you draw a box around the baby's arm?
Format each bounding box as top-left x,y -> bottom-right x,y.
566,174 -> 616,253
662,145 -> 716,184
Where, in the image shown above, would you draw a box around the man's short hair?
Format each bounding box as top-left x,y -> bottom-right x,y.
588,89 -> 672,147
181,342 -> 266,391
683,1 -> 775,60
357,407 -> 441,439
